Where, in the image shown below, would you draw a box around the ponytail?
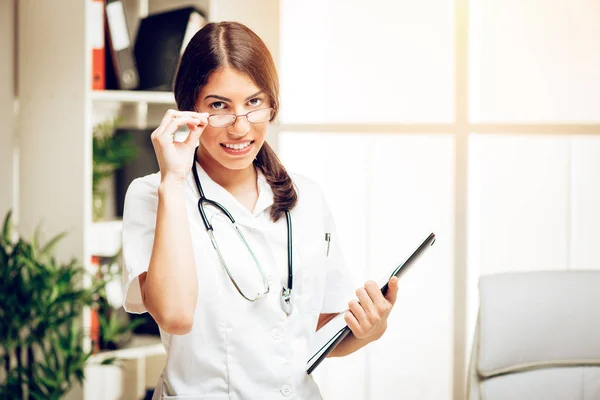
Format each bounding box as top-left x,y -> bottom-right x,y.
253,142 -> 298,222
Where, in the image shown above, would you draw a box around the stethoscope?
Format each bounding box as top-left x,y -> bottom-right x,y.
191,149 -> 294,315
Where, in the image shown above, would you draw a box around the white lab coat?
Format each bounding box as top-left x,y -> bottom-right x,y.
121,161 -> 355,399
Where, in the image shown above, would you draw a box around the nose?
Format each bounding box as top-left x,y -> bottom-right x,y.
226,113 -> 251,137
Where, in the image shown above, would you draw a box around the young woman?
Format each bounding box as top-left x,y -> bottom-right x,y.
122,21 -> 399,399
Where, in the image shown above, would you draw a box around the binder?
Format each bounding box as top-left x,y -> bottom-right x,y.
91,0 -> 105,90
306,232 -> 436,374
134,7 -> 207,90
90,256 -> 101,353
105,0 -> 139,89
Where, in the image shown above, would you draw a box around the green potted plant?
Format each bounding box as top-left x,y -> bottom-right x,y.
92,117 -> 137,221
94,252 -> 145,351
0,210 -> 113,399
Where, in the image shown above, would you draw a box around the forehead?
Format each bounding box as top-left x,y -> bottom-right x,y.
199,67 -> 260,98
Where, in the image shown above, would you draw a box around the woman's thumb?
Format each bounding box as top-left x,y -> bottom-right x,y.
386,276 -> 399,305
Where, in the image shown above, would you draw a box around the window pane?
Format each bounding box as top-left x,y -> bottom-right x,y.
466,134 -> 572,372
571,135 -> 600,270
278,132 -> 454,399
278,132 -> 369,399
469,0 -> 600,122
468,134 -> 570,275
280,0 -> 455,124
366,134 -> 454,400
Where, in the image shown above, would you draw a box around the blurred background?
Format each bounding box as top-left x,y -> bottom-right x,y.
1,0 -> 599,399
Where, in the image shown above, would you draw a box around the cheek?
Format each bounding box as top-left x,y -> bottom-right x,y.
199,128 -> 220,148
253,125 -> 269,143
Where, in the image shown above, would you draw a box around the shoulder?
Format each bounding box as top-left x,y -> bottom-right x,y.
289,172 -> 327,212
289,172 -> 325,199
124,172 -> 162,209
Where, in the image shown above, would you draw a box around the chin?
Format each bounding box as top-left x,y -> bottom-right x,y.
222,159 -> 255,170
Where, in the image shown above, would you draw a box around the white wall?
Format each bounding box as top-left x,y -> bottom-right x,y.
0,0 -> 15,220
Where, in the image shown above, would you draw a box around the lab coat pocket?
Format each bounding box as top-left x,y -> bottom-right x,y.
297,238 -> 326,314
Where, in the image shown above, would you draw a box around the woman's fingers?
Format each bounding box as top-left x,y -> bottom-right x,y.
153,110 -> 208,140
344,310 -> 362,337
356,288 -> 377,315
348,299 -> 367,325
348,299 -> 366,320
150,109 -> 209,182
157,108 -> 178,131
364,280 -> 390,312
154,116 -> 202,143
183,114 -> 209,146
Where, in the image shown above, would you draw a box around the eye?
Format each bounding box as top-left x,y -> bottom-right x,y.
210,101 -> 227,110
247,97 -> 263,107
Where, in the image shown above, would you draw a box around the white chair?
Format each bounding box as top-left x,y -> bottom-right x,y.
468,271 -> 600,400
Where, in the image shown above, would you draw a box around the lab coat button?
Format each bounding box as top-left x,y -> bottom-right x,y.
271,328 -> 283,340
280,385 -> 292,396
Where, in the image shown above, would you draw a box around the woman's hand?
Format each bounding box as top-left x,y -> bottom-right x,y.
151,109 -> 209,183
345,277 -> 399,342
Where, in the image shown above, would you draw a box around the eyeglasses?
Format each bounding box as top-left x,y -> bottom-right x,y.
206,107 -> 275,128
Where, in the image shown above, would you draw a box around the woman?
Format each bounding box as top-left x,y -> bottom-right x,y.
122,21 -> 399,399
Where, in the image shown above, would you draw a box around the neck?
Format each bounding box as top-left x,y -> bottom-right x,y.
196,146 -> 257,192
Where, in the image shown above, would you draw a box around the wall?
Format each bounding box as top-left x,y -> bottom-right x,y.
0,0 -> 15,221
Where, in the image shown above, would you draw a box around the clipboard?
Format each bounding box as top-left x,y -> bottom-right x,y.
306,232 -> 436,374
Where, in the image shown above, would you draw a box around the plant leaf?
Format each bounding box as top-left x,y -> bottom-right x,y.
100,356 -> 119,365
1,209 -> 13,246
39,231 -> 68,260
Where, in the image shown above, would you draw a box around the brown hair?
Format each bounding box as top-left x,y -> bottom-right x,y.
173,21 -> 297,222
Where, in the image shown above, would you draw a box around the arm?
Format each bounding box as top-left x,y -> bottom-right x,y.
137,109 -> 208,335
138,176 -> 198,335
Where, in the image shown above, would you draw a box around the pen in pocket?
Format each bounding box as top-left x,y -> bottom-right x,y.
325,233 -> 331,257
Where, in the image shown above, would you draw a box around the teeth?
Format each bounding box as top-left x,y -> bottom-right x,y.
224,142 -> 251,150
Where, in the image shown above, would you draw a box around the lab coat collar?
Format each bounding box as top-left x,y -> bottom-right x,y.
186,161 -> 274,228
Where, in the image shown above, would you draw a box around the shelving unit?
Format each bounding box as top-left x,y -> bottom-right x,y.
88,3 -> 216,397
90,220 -> 123,256
85,335 -> 166,400
91,90 -> 175,104
88,335 -> 165,363
16,0 -> 279,399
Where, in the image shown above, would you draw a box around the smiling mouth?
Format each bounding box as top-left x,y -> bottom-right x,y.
220,141 -> 254,150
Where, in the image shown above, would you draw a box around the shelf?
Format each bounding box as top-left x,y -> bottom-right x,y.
89,334 -> 165,363
91,90 -> 175,104
90,220 -> 123,257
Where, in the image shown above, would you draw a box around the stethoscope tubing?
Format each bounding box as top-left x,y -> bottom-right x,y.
190,149 -> 294,295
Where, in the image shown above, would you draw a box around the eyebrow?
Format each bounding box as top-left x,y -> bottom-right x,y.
204,91 -> 263,103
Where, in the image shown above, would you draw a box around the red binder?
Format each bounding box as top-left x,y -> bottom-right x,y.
91,0 -> 106,90
90,256 -> 101,353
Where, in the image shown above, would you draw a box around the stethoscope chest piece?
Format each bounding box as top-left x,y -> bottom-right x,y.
280,287 -> 292,315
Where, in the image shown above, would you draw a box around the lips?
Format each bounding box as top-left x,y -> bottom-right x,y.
220,140 -> 255,155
